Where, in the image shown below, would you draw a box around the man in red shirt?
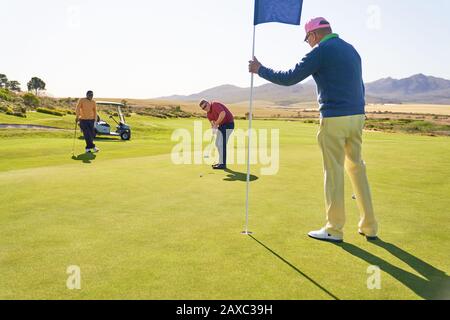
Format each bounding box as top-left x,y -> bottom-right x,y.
199,99 -> 235,170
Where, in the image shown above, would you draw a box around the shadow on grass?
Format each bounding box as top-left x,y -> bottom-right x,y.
224,169 -> 259,182
334,239 -> 449,300
77,136 -> 123,142
249,235 -> 339,300
71,153 -> 97,164
94,136 -> 124,142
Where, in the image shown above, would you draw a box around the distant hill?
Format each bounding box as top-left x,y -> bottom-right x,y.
159,81 -> 317,105
365,74 -> 450,104
159,74 -> 450,105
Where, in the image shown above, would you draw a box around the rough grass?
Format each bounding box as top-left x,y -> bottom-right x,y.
365,118 -> 450,136
0,114 -> 449,300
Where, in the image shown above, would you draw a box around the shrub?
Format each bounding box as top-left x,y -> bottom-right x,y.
13,105 -> 27,117
23,93 -> 40,107
245,112 -> 254,120
59,98 -> 73,105
50,107 -> 72,115
0,88 -> 13,101
36,107 -> 65,116
12,111 -> 26,118
403,121 -> 435,133
303,119 -> 319,124
0,104 -> 14,114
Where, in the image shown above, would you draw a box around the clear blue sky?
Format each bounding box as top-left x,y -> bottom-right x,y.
1,0 -> 449,98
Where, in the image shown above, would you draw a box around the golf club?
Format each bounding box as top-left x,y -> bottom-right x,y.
71,120 -> 78,156
204,128 -> 217,159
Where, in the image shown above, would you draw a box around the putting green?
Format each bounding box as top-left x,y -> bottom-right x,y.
0,113 -> 448,299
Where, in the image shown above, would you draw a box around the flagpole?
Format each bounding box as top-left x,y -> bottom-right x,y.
242,25 -> 256,235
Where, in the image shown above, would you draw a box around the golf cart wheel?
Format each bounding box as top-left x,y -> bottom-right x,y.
120,131 -> 131,140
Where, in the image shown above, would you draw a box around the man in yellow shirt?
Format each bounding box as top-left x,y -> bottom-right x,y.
75,90 -> 99,153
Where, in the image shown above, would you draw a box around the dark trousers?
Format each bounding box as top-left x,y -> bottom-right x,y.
216,122 -> 234,165
79,119 -> 96,149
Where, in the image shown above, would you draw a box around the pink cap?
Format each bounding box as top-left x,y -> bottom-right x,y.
304,17 -> 331,40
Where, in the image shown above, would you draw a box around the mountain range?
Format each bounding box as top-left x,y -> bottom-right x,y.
159,74 -> 450,105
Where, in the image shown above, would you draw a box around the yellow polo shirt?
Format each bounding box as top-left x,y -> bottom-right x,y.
76,98 -> 97,120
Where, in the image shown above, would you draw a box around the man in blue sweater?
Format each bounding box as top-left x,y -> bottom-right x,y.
249,17 -> 378,243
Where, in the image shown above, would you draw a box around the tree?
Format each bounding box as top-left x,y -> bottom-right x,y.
121,99 -> 131,113
27,77 -> 46,95
0,74 -> 8,88
8,80 -> 21,92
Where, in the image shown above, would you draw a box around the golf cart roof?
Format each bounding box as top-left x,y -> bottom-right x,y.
96,101 -> 125,107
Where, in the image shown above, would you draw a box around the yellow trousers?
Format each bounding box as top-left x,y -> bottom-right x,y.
317,114 -> 378,238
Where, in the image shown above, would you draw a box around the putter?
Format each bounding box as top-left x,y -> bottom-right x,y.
71,121 -> 78,156
204,129 -> 217,159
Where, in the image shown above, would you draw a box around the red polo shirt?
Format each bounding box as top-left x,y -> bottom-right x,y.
207,101 -> 234,125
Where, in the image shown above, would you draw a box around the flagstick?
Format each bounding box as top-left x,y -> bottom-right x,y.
242,25 -> 256,236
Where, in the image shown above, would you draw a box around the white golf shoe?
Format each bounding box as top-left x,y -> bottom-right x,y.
308,228 -> 343,243
93,147 -> 100,153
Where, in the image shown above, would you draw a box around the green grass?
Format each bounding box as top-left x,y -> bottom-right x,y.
0,112 -> 449,300
365,118 -> 450,135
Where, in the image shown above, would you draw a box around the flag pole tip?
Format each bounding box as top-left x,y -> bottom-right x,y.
241,231 -> 253,235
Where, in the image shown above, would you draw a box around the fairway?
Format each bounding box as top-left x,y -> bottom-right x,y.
0,113 -> 449,300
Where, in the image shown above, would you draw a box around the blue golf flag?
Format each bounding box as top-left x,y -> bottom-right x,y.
254,0 -> 303,26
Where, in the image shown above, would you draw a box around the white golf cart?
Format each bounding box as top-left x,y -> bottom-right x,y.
94,101 -> 131,140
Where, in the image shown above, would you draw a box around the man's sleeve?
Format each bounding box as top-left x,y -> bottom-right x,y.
258,47 -> 321,86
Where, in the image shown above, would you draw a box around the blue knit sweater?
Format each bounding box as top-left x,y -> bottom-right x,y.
258,35 -> 366,118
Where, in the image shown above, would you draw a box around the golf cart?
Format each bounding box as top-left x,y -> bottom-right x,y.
94,101 -> 131,140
